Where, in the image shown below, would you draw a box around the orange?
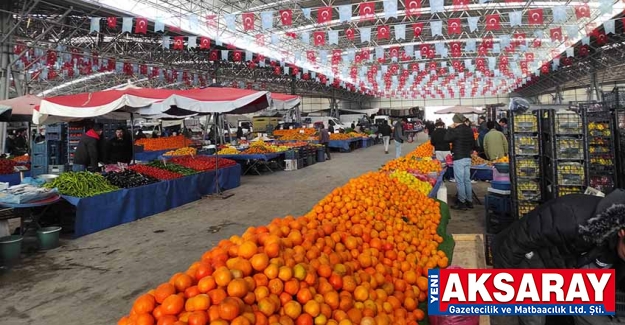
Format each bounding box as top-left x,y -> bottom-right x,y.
133,294 -> 156,314
161,294 -> 184,315
213,267 -> 233,287
218,297 -> 241,321
227,278 -> 249,298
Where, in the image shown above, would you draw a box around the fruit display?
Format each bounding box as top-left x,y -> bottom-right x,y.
406,142 -> 434,158
381,157 -> 442,174
389,170 -> 433,195
555,112 -> 582,134
514,113 -> 538,132
42,172 -> 119,197
0,159 -> 17,174
471,153 -> 489,166
171,157 -> 238,172
590,175 -> 614,192
12,155 -> 29,163
128,165 -> 184,180
493,156 -> 509,163
217,147 -> 240,155
274,128 -> 316,141
244,146 -> 276,154
513,135 -> 539,155
557,162 -> 585,186
515,158 -> 540,178
588,121 -> 611,137
104,170 -> 160,188
516,180 -> 541,201
555,138 -> 583,160
146,161 -> 198,176
558,186 -> 584,196
277,141 -> 309,148
135,135 -> 193,151
119,169 -> 447,325
329,133 -> 352,140
164,147 -> 198,157
517,201 -> 539,218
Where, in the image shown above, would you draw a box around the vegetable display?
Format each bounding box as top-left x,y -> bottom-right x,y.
42,172 -> 119,198
164,147 -> 197,156
104,170 -> 160,188
12,155 -> 29,163
146,161 -> 198,176
135,135 -> 192,151
217,147 -> 240,155
0,159 -> 17,174
170,156 -> 237,172
128,165 -> 183,180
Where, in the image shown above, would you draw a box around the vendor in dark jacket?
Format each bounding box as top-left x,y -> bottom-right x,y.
444,114 -> 476,210
107,127 -> 133,164
493,189 -> 625,325
430,122 -> 451,163
73,123 -> 103,172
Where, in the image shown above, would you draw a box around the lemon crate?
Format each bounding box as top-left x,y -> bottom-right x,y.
516,179 -> 541,201
555,138 -> 584,160
516,201 -> 539,219
515,157 -> 540,178
554,112 -> 583,134
513,135 -> 539,155
513,113 -> 538,132
557,162 -> 586,186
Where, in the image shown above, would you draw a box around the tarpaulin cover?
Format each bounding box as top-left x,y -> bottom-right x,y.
63,164 -> 241,238
270,93 -> 301,110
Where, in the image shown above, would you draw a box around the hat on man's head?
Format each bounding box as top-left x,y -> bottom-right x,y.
452,113 -> 466,123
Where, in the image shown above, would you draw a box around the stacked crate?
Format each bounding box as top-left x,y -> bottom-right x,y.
96,119 -> 128,140
582,107 -> 617,193
542,110 -> 587,199
67,123 -> 85,166
509,110 -> 543,219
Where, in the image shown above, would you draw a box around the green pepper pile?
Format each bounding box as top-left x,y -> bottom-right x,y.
146,160 -> 198,176
43,172 -> 119,198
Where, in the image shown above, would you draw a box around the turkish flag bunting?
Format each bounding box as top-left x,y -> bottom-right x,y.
528,9 -> 544,25
389,46 -> 400,58
420,44 -> 430,57
279,10 -> 292,25
355,53 -> 362,64
359,2 -> 376,21
525,52 -> 534,61
256,34 -> 265,46
107,17 -> 117,29
575,4 -> 590,19
533,38 -> 542,47
233,51 -> 242,62
345,28 -> 355,41
596,32 -> 607,45
200,37 -> 211,49
242,13 -> 255,31
377,25 -> 390,40
485,14 -> 500,31
579,45 -> 589,56
405,0 -> 421,16
318,7 -> 333,24
313,31 -> 325,45
361,49 -> 370,60
412,23 -> 424,37
550,27 -> 563,42
476,58 -> 485,66
452,0 -> 469,11
448,18 -> 462,35
513,33 -> 526,46
135,18 -> 148,34
173,36 -> 184,50
206,15 -> 217,28
209,51 -> 219,61
482,36 -> 493,49
307,51 -> 317,63
450,42 -> 462,54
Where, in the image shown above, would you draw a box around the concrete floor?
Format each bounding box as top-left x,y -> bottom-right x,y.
0,136 -> 507,325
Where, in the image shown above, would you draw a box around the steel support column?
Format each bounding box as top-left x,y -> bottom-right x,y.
0,1 -> 13,153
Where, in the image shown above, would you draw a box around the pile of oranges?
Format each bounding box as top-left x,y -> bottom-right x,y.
406,142 -> 434,159
329,133 -> 352,141
274,129 -> 317,141
136,136 -> 193,151
119,147 -> 449,325
380,157 -> 442,175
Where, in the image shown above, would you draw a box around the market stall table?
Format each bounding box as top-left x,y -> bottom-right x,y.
0,194 -> 61,236
328,138 -> 361,152
207,152 -> 285,175
0,171 -> 31,186
63,164 -> 241,238
134,149 -> 170,162
428,168 -> 446,199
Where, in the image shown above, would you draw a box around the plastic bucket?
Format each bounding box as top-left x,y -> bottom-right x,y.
0,235 -> 23,261
37,226 -> 62,250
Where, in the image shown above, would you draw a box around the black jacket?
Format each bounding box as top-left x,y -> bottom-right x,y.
378,124 -> 392,137
107,136 -> 133,164
493,190 -> 625,289
426,122 -> 435,136
74,134 -> 100,170
443,124 -> 474,160
430,128 -> 451,151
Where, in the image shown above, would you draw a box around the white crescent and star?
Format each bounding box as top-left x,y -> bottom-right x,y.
322,10 -> 330,19
531,13 -> 540,22
363,6 -> 372,15
139,20 -> 146,28
316,35 -> 323,43
244,17 -> 253,28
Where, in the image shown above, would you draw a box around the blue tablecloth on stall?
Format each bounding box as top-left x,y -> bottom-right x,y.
205,152 -> 283,161
0,171 -> 31,186
64,164 -> 241,238
428,168 -> 446,198
443,164 -> 493,181
328,138 -> 360,150
135,149 -> 169,161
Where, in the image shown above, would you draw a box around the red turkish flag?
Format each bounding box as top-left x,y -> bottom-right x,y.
135,18 -> 148,34
209,51 -> 219,61
513,33 -> 526,46
318,7 -> 333,24
306,51 -> 317,63
279,10 -> 292,26
533,38 -> 542,47
412,23 -> 424,37
377,25 -> 390,40
389,46 -> 400,58
420,44 -> 430,58
550,27 -> 563,42
449,42 -> 462,54
579,45 -> 589,56
448,18 -> 462,35
596,32 -> 607,45
199,37 -> 211,49
405,0 -> 421,16
452,0 -> 469,11
173,36 -> 184,50
528,9 -> 544,25
313,31 -> 325,45
355,53 -> 362,64
482,36 -> 493,49
452,61 -> 462,70
476,58 -> 485,67
359,2 -> 376,21
242,13 -> 255,31
233,51 -> 242,62
345,28 -> 355,41
206,15 -> 217,28
361,49 -> 370,60
255,34 -> 265,46
575,4 -> 590,19
485,14 -> 500,31
107,17 -> 117,29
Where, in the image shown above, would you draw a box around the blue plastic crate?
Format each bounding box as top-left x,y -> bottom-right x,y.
30,165 -> 47,177
46,123 -> 64,134
46,133 -> 61,141
484,194 -> 511,214
491,180 -> 511,191
31,154 -> 47,166
32,142 -> 47,155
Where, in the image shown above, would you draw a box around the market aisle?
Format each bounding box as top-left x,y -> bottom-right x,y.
0,138 -> 422,325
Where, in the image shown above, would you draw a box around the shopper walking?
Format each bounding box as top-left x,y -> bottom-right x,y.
483,121 -> 509,160
378,120 -> 392,154
319,124 -> 331,160
430,122 -> 451,164
444,114 -> 476,210
493,189 -> 625,325
74,123 -> 104,172
393,119 -> 406,158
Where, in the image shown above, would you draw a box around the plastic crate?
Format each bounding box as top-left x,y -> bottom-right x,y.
30,165 -> 46,177
485,233 -> 495,266
517,201 -> 539,218
557,162 -> 585,186
555,138 -> 584,160
514,113 -> 538,132
484,194 -> 511,214
48,165 -> 66,174
616,290 -> 625,317
554,112 -> 582,134
45,133 -> 62,141
297,158 -> 305,168
517,179 -> 541,201
515,157 -> 540,178
556,186 -> 584,197
32,142 -> 47,155
486,210 -> 515,234
514,135 -> 539,155
45,123 -> 64,134
31,154 -> 47,166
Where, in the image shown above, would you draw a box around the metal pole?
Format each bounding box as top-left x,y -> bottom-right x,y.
130,113 -> 135,164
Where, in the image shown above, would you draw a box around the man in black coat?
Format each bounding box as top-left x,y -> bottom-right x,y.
493,189 -> 625,325
377,120 -> 392,154
107,127 -> 133,164
444,114 -> 476,210
430,121 -> 451,163
73,123 -> 104,172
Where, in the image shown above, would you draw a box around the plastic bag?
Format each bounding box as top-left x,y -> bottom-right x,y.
429,266 -> 480,325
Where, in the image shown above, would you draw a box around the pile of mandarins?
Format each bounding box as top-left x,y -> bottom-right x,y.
406,142 -> 434,159
120,149 -> 448,325
380,157 -> 442,175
